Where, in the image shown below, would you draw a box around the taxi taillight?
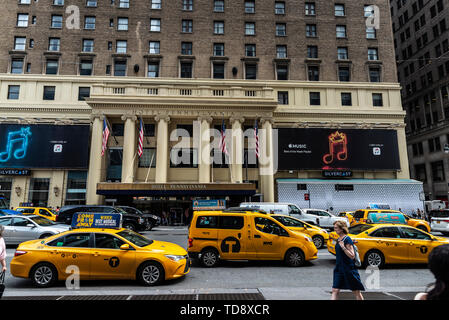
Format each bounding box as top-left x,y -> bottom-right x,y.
188,238 -> 193,248
14,250 -> 27,257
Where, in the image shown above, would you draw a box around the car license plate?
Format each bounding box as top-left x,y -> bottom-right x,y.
437,221 -> 440,224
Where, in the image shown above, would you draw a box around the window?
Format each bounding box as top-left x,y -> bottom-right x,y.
368,48 -> 378,60
431,161 -> 445,181
335,4 -> 345,16
308,66 -> 319,81
245,44 -> 256,57
182,20 -> 193,33
213,43 -> 224,56
49,233 -> 91,248
305,2 -> 316,15
45,59 -> 59,74
221,216 -> 244,230
119,0 -> 129,8
182,0 -> 193,11
84,16 -> 96,29
276,45 -> 287,58
86,0 -> 97,6
278,91 -> 288,105
82,39 -> 94,52
338,66 -> 350,81
372,93 -> 383,107
341,93 -> 352,106
214,21 -> 224,34
17,14 -> 29,27
151,0 -> 161,9
276,23 -> 286,36
116,40 -> 127,53
108,41 -> 113,50
214,0 -> 224,12
180,62 -> 193,78
337,47 -> 348,60
114,60 -> 127,76
0,218 -> 12,226
276,65 -> 288,80
150,18 -> 161,32
43,86 -> 56,100
399,227 -> 431,240
307,46 -> 318,58
245,22 -> 255,35
196,216 -> 218,228
213,63 -> 225,79
28,178 -> 50,207
254,217 -> 287,236
369,67 -> 381,82
77,87 -> 90,101
14,37 -> 26,50
244,0 -> 255,13
309,92 -> 320,105
275,2 -> 285,14
11,59 -> 24,74
80,59 -> 93,75
95,233 -> 125,249
147,62 -> 159,77
181,42 -> 192,55
366,27 -> 376,39
245,63 -> 257,79
7,85 -> 20,100
19,0 -> 31,3
53,0 -> 64,5
336,25 -> 347,38
48,38 -> 60,51
364,5 -> 375,18
370,227 -> 401,238
149,41 -> 160,54
306,24 -> 317,37
50,15 -> 63,29
117,17 -> 128,30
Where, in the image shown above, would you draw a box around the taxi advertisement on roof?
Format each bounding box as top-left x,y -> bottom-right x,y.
71,213 -> 122,229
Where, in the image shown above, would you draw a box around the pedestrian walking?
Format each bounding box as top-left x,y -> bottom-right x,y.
0,226 -> 7,299
415,244 -> 449,300
331,221 -> 365,300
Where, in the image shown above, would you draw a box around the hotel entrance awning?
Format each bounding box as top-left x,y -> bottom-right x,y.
96,182 -> 257,197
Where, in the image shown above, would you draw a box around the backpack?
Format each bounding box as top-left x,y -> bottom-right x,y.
343,236 -> 362,267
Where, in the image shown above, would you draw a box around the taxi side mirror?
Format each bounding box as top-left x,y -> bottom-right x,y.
120,244 -> 131,250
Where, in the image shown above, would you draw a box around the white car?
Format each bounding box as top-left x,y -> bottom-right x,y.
300,209 -> 349,229
430,210 -> 449,236
0,215 -> 70,245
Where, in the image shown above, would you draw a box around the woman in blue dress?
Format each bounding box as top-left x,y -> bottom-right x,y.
331,221 -> 365,300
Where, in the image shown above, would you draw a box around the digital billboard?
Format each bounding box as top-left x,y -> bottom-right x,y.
0,124 -> 89,169
277,128 -> 400,170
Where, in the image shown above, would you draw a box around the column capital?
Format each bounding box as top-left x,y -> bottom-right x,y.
90,114 -> 105,122
197,116 -> 213,124
260,118 -> 274,126
154,115 -> 171,123
121,114 -> 137,122
230,117 -> 245,125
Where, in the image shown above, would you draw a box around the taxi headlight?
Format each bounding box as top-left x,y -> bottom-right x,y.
165,255 -> 186,262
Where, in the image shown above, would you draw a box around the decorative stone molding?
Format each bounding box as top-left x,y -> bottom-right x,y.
229,116 -> 245,124
90,114 -> 105,121
154,115 -> 171,123
121,114 -> 137,121
197,116 -> 213,124
260,118 -> 275,126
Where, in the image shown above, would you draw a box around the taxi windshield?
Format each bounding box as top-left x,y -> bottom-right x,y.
348,224 -> 374,235
30,216 -> 56,226
117,229 -> 153,247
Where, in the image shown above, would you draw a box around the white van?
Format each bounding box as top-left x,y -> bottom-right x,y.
239,203 -> 349,229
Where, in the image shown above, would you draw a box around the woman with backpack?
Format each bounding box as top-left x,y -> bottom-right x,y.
331,221 -> 365,300
0,225 -> 6,298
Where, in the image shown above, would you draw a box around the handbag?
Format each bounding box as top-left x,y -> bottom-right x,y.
342,236 -> 362,267
0,271 -> 5,299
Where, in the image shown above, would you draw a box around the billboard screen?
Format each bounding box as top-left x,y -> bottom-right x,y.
0,124 -> 89,169
277,128 -> 400,170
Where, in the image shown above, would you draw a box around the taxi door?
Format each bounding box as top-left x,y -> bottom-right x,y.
252,216 -> 286,259
217,215 -> 249,260
399,227 -> 434,263
46,232 -> 92,279
369,226 -> 408,263
90,233 -> 136,279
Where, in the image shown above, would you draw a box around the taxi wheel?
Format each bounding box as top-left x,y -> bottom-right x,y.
284,248 -> 305,267
30,263 -> 57,288
312,235 -> 324,249
364,250 -> 385,268
137,261 -> 165,286
200,248 -> 220,268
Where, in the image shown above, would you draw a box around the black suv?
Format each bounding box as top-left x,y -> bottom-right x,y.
56,205 -> 146,231
118,206 -> 160,231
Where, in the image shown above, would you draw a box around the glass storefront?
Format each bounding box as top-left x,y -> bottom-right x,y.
28,178 -> 50,207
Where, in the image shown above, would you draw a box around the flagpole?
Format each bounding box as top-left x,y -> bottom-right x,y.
145,152 -> 155,183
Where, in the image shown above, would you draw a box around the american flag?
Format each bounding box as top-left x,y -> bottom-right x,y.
101,118 -> 110,156
220,119 -> 228,155
254,119 -> 259,158
137,118 -> 144,158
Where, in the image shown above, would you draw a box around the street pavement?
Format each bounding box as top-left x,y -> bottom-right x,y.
1,226 -> 439,300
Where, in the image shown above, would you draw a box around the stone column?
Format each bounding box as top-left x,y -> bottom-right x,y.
121,114 -> 137,183
258,118 -> 275,202
86,115 -> 106,205
230,117 -> 245,183
198,116 -> 213,183
155,115 -> 170,183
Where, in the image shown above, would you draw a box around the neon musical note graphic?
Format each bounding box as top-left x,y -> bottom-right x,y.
0,127 -> 32,163
322,131 -> 348,165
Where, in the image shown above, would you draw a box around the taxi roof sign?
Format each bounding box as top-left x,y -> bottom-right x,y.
367,212 -> 406,224
71,213 -> 122,229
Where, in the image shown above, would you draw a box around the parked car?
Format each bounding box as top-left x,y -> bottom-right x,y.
118,206 -> 160,231
0,215 -> 70,245
56,205 -> 146,232
430,209 -> 449,236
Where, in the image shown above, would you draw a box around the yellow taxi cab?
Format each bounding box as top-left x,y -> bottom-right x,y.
15,207 -> 58,222
188,209 -> 318,267
270,214 -> 329,249
351,209 -> 430,232
327,223 -> 449,268
11,213 -> 190,287
338,211 -> 354,225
